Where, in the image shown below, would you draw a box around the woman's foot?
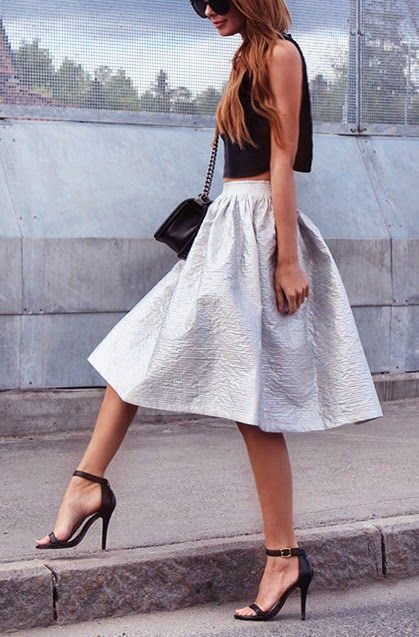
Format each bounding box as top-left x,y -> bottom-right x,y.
36,474 -> 103,546
234,554 -> 300,617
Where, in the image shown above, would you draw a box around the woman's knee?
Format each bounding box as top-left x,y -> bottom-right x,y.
106,384 -> 138,409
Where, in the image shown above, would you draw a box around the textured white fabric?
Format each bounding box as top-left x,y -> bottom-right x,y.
87,179 -> 383,432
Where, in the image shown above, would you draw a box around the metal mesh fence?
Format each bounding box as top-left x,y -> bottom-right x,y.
357,0 -> 418,129
0,0 -> 417,132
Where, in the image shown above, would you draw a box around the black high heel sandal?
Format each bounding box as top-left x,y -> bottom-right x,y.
35,470 -> 117,551
233,546 -> 314,621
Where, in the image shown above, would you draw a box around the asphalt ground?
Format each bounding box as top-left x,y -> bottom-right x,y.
0,398 -> 417,562
1,398 -> 418,633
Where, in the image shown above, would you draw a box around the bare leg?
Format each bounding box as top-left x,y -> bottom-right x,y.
234,422 -> 299,616
36,384 -> 138,545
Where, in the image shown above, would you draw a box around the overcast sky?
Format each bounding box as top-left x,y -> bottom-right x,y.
0,0 -> 352,93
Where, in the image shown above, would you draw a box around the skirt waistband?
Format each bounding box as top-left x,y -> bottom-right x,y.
221,179 -> 272,197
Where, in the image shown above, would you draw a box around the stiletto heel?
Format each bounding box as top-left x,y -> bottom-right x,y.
101,511 -> 113,551
234,545 -> 314,622
36,469 -> 116,551
299,573 -> 312,620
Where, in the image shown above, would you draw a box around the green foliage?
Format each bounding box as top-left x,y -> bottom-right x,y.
361,0 -> 418,125
310,59 -> 348,123
10,39 -> 223,114
52,58 -> 90,106
13,39 -> 55,90
9,30 -> 418,125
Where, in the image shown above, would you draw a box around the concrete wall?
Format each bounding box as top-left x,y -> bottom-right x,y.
0,118 -> 418,389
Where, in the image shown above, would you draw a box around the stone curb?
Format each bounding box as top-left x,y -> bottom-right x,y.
0,388 -> 211,438
0,560 -> 54,633
1,372 -> 419,438
372,514 -> 419,579
1,514 -> 418,632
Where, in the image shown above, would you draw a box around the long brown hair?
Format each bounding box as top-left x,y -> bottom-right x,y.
215,0 -> 292,150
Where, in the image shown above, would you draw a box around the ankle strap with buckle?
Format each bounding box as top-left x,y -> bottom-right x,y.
73,469 -> 109,486
265,546 -> 305,557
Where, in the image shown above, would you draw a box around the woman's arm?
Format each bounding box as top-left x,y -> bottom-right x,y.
267,40 -> 309,315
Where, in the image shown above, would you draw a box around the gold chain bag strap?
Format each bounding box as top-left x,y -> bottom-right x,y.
154,125 -> 220,260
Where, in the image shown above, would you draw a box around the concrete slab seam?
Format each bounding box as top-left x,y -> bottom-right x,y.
44,563 -> 58,622
0,560 -> 55,633
379,526 -> 387,576
369,515 -> 419,580
356,137 -> 391,240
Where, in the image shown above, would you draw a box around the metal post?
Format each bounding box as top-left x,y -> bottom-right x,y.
404,39 -> 412,127
349,0 -> 366,133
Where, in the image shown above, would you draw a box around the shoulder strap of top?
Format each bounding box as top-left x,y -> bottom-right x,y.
280,32 -> 311,111
281,33 -> 313,172
281,32 -> 307,69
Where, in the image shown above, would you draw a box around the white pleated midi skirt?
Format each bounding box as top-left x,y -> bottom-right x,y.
87,179 -> 383,433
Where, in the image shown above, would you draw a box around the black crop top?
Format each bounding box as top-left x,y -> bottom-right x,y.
220,32 -> 313,178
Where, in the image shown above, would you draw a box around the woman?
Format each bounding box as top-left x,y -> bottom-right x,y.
36,0 -> 383,623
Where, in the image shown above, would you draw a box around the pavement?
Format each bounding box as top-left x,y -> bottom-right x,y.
0,397 -> 418,633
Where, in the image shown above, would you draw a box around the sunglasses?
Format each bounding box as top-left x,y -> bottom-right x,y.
189,0 -> 231,19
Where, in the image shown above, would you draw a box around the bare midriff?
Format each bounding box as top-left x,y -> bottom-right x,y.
223,170 -> 270,182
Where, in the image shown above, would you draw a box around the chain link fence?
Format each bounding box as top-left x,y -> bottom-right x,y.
0,0 -> 418,133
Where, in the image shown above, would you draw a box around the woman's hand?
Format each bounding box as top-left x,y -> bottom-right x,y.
274,262 -> 309,315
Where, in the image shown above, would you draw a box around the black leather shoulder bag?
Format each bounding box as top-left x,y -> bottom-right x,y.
154,126 -> 220,260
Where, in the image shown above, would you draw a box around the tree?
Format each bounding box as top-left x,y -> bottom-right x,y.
139,89 -> 157,112
171,86 -> 198,114
195,86 -> 223,115
360,0 -> 418,124
13,39 -> 55,91
52,58 -> 90,106
94,65 -> 113,86
151,70 -> 172,112
84,77 -> 107,109
8,34 -> 227,118
102,69 -> 140,110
